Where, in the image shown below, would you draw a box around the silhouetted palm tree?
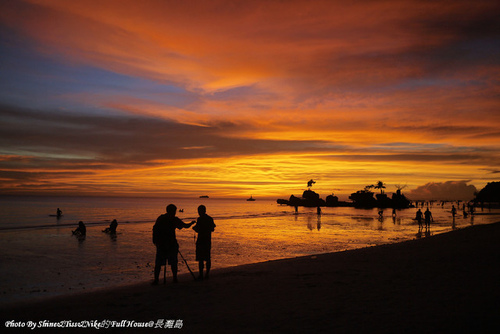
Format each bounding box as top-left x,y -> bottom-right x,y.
374,181 -> 386,194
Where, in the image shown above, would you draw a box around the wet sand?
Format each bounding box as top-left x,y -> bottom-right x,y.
2,222 -> 499,333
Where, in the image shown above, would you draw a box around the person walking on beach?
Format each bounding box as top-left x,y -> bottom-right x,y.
451,205 -> 457,218
424,208 -> 433,229
152,204 -> 194,285
192,205 -> 216,280
415,209 -> 423,229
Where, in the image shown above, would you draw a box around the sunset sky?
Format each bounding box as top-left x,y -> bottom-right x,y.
0,0 -> 499,200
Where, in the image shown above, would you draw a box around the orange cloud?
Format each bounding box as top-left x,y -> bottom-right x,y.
1,0 -> 499,198
4,0 -> 496,94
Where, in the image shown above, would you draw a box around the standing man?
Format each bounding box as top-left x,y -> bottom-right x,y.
153,204 -> 194,285
415,208 -> 423,230
192,205 -> 216,280
424,207 -> 433,229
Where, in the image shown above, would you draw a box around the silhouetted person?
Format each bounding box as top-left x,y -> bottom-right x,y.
317,206 -> 322,215
307,179 -> 316,188
72,221 -> 86,236
56,208 -> 62,218
424,208 -> 433,229
451,205 -> 457,218
103,219 -> 118,234
192,205 -> 216,280
152,204 -> 194,285
415,209 -> 423,229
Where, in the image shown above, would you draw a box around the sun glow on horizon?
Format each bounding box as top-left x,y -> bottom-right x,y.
0,0 -> 498,200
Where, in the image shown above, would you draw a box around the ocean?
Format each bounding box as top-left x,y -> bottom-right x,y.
1,195 -> 499,305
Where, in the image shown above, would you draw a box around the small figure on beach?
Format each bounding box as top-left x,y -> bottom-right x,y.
56,208 -> 62,218
424,208 -> 433,229
378,209 -> 384,219
191,205 -> 216,280
317,206 -> 322,215
152,204 -> 194,285
451,205 -> 457,218
415,209 -> 423,229
103,219 -> 118,234
72,221 -> 86,236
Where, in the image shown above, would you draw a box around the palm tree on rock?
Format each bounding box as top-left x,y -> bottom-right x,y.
374,181 -> 386,194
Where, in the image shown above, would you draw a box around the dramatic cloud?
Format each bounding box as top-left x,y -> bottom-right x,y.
408,181 -> 477,201
0,0 -> 499,197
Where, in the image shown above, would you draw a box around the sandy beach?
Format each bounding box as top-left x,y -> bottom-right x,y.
2,222 -> 499,333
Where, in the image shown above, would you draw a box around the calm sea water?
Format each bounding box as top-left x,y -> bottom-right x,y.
1,196 -> 499,305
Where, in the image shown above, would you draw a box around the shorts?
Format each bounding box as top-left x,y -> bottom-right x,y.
155,245 -> 178,266
196,242 -> 211,261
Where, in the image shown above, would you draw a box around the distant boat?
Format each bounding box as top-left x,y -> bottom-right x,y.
247,195 -> 256,201
199,195 -> 209,198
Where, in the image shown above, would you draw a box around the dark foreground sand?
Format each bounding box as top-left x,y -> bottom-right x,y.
2,223 -> 500,333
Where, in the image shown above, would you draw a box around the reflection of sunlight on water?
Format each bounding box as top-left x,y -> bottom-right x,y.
210,205 -> 500,271
1,202 -> 499,305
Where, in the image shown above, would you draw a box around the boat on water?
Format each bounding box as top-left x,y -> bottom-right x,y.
246,195 -> 256,201
199,195 -> 209,198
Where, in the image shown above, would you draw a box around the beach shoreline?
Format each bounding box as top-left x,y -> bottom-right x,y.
2,222 -> 500,333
